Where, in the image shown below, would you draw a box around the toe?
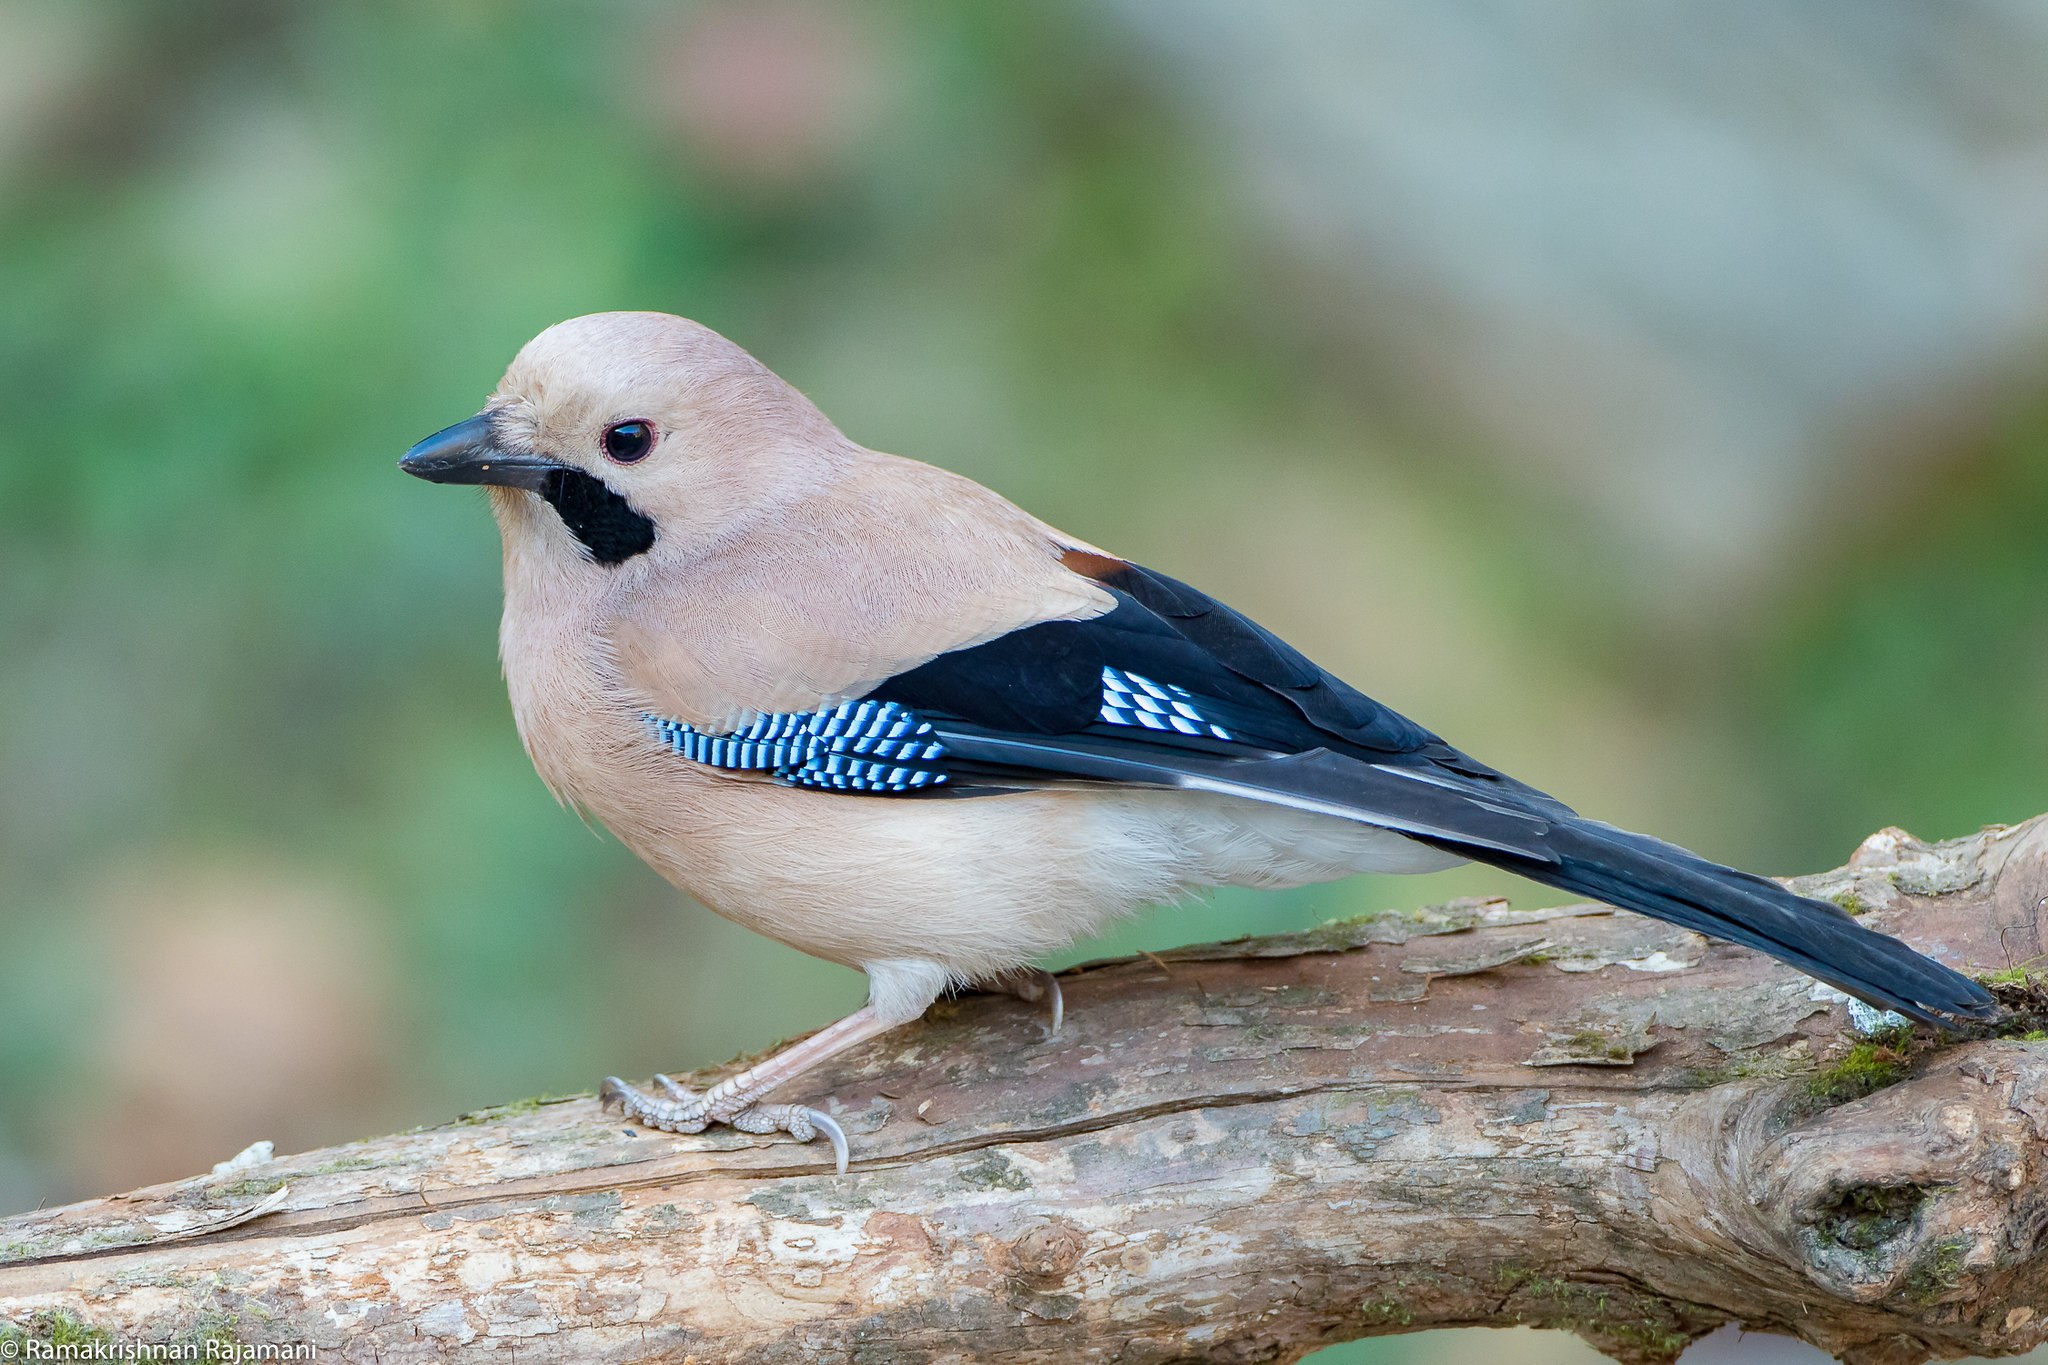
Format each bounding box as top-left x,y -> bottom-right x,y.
726,1104 -> 852,1173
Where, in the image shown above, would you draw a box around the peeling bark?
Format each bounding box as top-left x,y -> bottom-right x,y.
5,818 -> 2048,1363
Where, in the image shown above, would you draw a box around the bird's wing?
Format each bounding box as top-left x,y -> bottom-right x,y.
860,558 -> 1577,854
827,556 -> 1988,1027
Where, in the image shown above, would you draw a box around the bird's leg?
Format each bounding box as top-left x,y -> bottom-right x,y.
986,966 -> 1064,1037
600,1004 -> 902,1173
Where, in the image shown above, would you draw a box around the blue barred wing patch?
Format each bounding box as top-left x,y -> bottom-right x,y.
646,700 -> 948,793
1098,667 -> 1233,741
653,669 -> 1242,794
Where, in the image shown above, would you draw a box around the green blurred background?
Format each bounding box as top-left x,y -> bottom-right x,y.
3,3 -> 2045,1361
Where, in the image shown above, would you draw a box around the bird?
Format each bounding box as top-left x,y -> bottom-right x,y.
400,311 -> 1996,1171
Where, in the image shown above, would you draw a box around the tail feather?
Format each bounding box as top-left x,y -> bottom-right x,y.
1449,818 -> 1996,1028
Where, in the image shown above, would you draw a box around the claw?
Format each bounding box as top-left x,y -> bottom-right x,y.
998,968 -> 1063,1038
804,1107 -> 849,1175
598,1076 -> 631,1113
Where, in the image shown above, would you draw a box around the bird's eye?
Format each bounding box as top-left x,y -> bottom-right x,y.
600,420 -> 656,464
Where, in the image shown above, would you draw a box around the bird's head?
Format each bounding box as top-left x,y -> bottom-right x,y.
400,312 -> 850,567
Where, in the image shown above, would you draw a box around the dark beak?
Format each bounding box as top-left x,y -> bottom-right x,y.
399,414 -> 564,490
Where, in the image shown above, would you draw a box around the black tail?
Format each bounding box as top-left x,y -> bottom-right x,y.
1446,817 -> 1996,1028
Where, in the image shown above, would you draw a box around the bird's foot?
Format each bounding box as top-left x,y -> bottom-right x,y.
599,1074 -> 849,1174
989,966 -> 1064,1038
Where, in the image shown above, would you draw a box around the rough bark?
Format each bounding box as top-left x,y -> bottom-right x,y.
5,818 -> 2048,1364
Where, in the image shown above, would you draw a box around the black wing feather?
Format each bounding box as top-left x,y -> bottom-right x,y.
856,559 -> 1995,1026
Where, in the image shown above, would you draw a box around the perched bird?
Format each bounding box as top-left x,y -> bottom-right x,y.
402,311 -> 1995,1170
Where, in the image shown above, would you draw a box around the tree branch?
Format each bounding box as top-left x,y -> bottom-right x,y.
5,818 -> 2048,1364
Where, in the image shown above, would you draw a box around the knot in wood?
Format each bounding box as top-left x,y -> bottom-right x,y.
1009,1220 -> 1085,1282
